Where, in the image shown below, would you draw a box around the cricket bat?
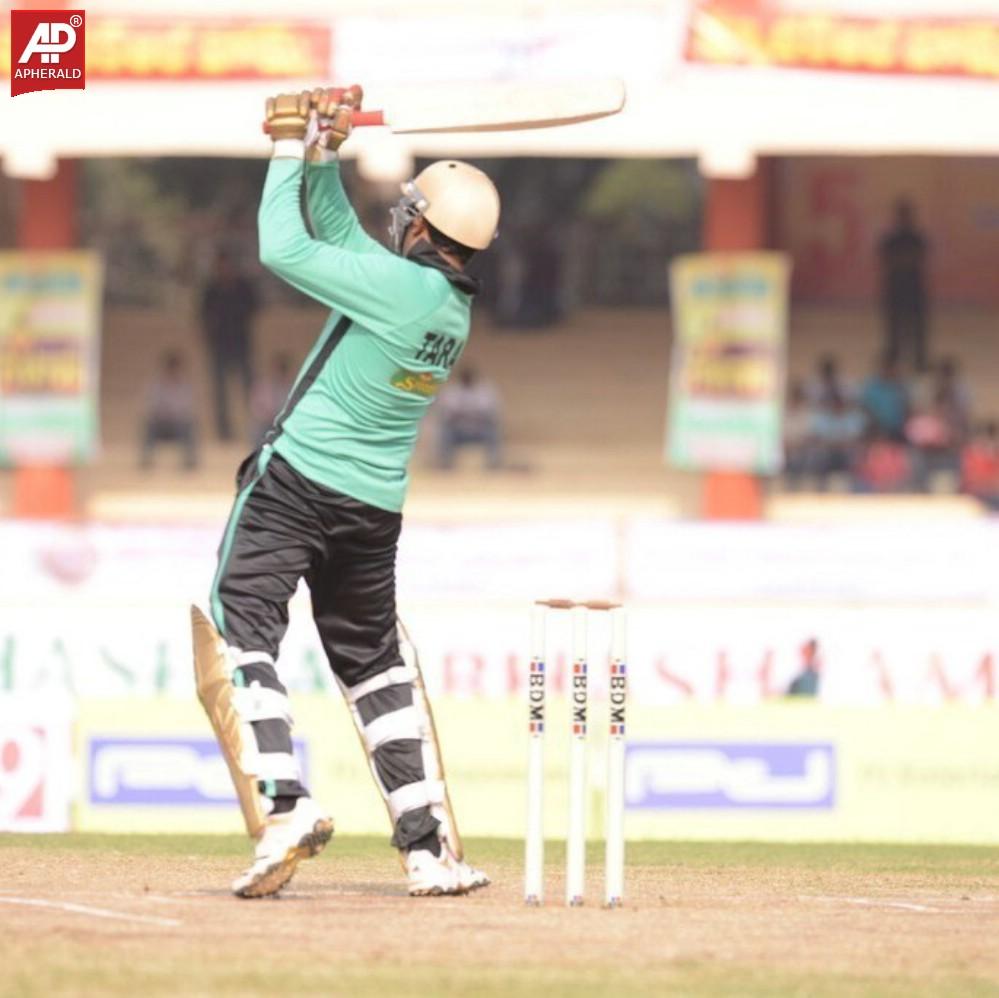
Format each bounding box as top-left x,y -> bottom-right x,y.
263,79 -> 625,135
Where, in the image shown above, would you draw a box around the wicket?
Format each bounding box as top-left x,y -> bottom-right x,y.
525,598 -> 627,908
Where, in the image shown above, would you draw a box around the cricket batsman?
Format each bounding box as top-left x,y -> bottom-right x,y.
191,86 -> 499,899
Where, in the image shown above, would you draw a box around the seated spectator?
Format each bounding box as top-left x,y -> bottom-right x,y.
250,352 -> 295,447
934,356 -> 972,439
141,351 -> 198,470
786,638 -> 821,698
961,422 -> 999,510
806,354 -> 854,408
854,431 -> 913,493
860,355 -> 908,441
906,359 -> 970,491
435,368 -> 503,470
810,392 -> 865,491
783,380 -> 817,489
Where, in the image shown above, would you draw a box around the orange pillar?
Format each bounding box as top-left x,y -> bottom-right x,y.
12,158 -> 80,519
700,160 -> 773,520
17,159 -> 79,249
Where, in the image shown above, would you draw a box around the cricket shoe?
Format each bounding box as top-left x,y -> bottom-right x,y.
232,797 -> 333,899
406,847 -> 491,897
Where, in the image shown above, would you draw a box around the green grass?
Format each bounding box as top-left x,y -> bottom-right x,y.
5,832 -> 999,874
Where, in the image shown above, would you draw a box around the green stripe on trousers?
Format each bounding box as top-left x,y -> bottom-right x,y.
210,448 -> 273,635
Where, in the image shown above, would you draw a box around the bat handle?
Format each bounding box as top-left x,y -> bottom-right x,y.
261,109 -> 385,136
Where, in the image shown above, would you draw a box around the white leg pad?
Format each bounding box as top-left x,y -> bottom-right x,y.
335,619 -> 466,861
361,705 -> 423,753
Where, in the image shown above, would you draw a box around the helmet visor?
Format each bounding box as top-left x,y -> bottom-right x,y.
388,180 -> 429,254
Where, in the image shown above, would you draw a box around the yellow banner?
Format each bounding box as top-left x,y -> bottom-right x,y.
73,697 -> 999,845
0,252 -> 102,464
667,252 -> 790,474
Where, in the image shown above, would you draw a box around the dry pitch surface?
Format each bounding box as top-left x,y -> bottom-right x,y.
2,835 -> 999,997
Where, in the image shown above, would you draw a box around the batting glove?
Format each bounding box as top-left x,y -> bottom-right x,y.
306,85 -> 363,162
264,91 -> 312,142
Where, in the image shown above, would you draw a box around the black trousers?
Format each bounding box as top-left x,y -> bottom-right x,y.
212,452 -> 402,678
208,340 -> 253,441
884,301 -> 928,372
210,453 -> 437,848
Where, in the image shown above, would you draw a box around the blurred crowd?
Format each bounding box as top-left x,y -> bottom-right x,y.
783,353 -> 999,504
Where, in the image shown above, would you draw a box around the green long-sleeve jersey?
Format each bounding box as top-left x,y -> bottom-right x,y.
257,154 -> 473,512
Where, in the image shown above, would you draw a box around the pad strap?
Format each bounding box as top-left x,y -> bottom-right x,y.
346,665 -> 419,705
236,650 -> 276,667
232,684 -> 293,725
387,779 -> 446,820
362,706 -> 422,752
253,751 -> 301,782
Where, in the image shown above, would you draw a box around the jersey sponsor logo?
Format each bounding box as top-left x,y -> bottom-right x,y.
87,736 -> 309,806
413,331 -> 463,370
390,369 -> 443,397
624,741 -> 836,810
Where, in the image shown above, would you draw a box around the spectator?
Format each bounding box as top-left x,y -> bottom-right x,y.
140,351 -> 198,470
806,355 -> 854,408
879,198 -> 929,372
907,358 -> 970,491
810,392 -> 865,491
201,251 -> 259,441
249,352 -> 296,448
854,430 -> 913,493
783,380 -> 817,489
933,357 -> 973,439
786,639 -> 821,698
860,354 -> 908,441
962,422 -> 999,510
435,368 -> 503,470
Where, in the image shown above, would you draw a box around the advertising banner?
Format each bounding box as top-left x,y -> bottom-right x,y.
0,697 -> 73,832
3,519 -> 999,706
71,698 -> 999,844
686,0 -> 999,82
0,252 -> 102,464
1,18 -> 331,81
621,704 -> 999,845
667,252 -> 790,474
335,14 -> 666,87
74,698 -> 380,836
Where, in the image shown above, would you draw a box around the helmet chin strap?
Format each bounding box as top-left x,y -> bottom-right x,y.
403,235 -> 436,260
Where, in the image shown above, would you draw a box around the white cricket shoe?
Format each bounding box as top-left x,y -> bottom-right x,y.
232,797 -> 333,899
406,847 -> 491,897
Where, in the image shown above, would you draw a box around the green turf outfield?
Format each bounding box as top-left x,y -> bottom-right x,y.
2,835 -> 999,997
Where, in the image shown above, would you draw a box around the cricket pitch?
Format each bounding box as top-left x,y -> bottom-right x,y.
2,835 -> 999,997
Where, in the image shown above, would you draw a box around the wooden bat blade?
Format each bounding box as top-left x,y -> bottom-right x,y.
377,78 -> 625,134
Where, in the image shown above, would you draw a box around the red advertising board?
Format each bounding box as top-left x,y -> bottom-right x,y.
2,16 -> 331,80
687,0 -> 999,82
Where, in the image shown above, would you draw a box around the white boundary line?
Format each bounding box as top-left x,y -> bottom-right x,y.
0,896 -> 181,927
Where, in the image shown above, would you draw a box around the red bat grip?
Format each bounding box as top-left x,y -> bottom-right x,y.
261,109 -> 385,135
351,110 -> 385,127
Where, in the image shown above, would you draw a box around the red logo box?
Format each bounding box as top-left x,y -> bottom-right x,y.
10,9 -> 86,97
